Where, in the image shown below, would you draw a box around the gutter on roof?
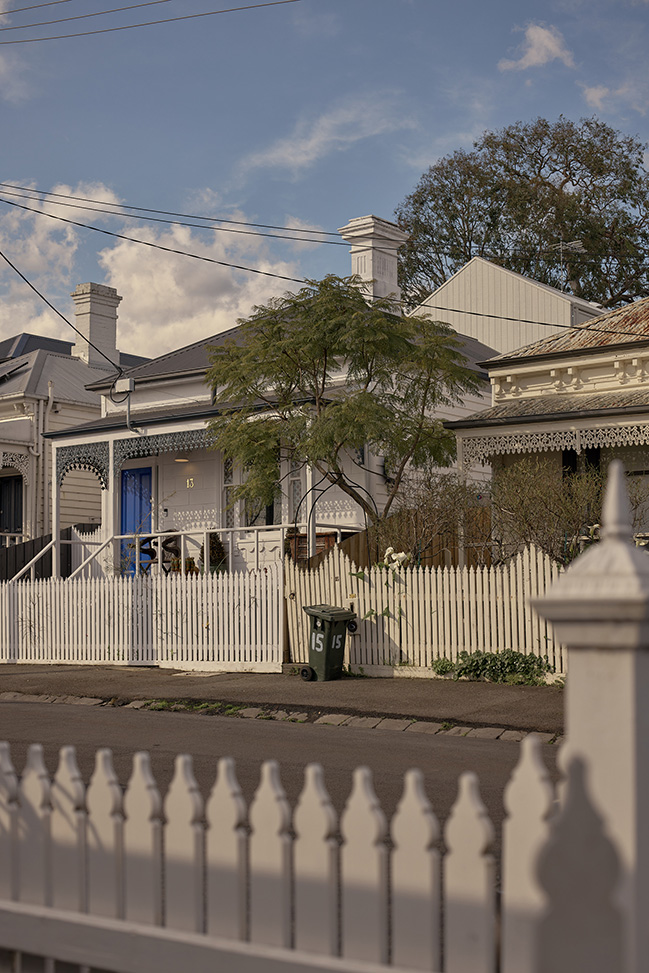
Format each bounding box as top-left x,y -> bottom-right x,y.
85,366 -> 209,393
45,404 -> 219,439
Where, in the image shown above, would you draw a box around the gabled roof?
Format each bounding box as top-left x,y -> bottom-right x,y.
85,325 -> 241,391
0,349 -> 120,405
87,322 -> 495,394
487,295 -> 649,366
0,333 -> 74,360
413,256 -> 603,318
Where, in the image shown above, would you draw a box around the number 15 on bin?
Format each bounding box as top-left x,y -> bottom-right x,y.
311,632 -> 343,652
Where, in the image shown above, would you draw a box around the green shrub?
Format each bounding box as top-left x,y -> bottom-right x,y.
431,657 -> 455,675
453,649 -> 554,685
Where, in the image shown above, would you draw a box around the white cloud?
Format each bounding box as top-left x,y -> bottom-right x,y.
579,83 -> 611,110
0,180 -> 124,341
0,182 -> 299,356
578,78 -> 649,115
240,95 -> 415,176
499,24 -> 575,72
98,222 -> 301,357
0,2 -> 32,103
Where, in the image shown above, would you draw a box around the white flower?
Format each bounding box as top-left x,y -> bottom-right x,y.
391,551 -> 409,566
383,547 -> 395,565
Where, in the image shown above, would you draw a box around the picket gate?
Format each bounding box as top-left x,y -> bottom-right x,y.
285,546 -> 565,674
0,563 -> 283,670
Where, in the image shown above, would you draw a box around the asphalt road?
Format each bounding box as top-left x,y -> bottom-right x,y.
0,701 -> 559,847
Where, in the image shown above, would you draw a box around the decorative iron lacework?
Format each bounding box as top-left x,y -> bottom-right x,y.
113,428 -> 211,475
462,422 -> 649,468
57,442 -> 110,489
0,451 -> 30,483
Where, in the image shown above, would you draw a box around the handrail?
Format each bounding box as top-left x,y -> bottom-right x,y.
9,522 -> 345,582
9,538 -> 56,584
67,535 -> 115,580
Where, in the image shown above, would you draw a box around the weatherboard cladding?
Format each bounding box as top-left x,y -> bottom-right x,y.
487,295 -> 649,365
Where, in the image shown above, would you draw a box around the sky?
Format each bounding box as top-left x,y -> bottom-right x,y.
0,0 -> 648,359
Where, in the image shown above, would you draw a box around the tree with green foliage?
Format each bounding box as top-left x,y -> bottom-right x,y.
395,116 -> 649,308
205,275 -> 481,526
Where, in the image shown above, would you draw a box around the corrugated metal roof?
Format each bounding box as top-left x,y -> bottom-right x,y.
447,388 -> 649,429
488,295 -> 649,364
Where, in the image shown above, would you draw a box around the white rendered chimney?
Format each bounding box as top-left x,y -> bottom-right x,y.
338,215 -> 408,304
71,283 -> 121,369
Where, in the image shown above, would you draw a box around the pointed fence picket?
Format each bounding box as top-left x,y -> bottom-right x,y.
0,738 -> 621,973
0,563 -> 283,671
285,546 -> 565,674
0,735 -> 629,973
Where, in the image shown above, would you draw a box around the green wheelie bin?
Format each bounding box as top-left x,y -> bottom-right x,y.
301,604 -> 357,681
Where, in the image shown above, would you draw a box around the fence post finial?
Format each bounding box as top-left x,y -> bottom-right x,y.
533,460 -> 649,973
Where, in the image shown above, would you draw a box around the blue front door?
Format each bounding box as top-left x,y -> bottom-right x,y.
121,467 -> 152,574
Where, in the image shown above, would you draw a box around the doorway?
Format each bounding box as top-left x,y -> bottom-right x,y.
120,467 -> 152,574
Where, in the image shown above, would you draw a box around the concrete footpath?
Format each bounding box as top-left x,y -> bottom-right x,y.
0,665 -> 564,740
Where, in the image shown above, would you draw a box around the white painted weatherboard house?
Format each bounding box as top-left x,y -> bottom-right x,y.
412,255 -> 604,355
48,215 -> 495,576
447,294 -> 649,491
0,283 -> 146,545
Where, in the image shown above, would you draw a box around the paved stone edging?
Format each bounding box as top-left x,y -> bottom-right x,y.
0,692 -> 561,744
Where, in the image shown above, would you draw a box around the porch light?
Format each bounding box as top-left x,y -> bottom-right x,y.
175,453 -> 189,463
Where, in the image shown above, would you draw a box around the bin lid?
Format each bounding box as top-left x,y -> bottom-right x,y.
303,604 -> 357,622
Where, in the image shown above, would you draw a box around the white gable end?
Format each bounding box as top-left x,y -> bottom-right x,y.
413,257 -> 603,356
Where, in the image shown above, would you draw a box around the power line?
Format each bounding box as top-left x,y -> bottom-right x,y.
0,182 -> 341,239
0,248 -> 123,373
0,187 -> 347,247
0,1 -> 173,32
2,192 -> 649,346
0,0 -> 303,43
0,196 -> 307,285
0,1 -> 73,16
1,183 -> 646,262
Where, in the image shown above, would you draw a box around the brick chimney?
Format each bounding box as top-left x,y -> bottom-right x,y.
71,283 -> 121,370
338,215 -> 408,304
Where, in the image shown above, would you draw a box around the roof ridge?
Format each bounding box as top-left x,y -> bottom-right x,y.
124,325 -> 241,375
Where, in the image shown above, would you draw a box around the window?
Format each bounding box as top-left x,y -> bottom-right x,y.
0,475 -> 22,534
222,458 -> 236,529
289,462 -> 304,523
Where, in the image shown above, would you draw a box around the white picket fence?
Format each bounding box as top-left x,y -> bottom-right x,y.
0,733 -> 597,973
0,564 -> 283,670
286,546 -> 565,675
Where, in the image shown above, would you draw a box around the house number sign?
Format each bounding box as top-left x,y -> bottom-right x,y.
186,477 -> 194,489
311,632 -> 343,652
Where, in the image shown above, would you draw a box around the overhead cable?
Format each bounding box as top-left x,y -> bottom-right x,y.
0,187 -> 347,247
0,196 -> 307,284
0,183 -> 645,261
0,248 -> 123,373
0,0 -> 303,43
1,196 -> 648,344
0,1 -> 173,32
0,182 -> 341,238
0,1 -> 73,16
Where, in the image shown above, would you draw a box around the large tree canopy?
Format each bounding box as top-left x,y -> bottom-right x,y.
395,116 -> 649,308
206,276 -> 481,525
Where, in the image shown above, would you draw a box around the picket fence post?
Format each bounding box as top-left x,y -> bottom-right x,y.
533,459 -> 649,973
